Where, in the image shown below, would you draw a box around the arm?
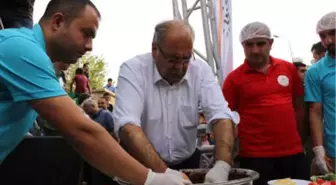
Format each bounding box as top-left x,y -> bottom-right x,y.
0,37 -> 150,185
223,73 -> 239,138
290,63 -> 305,141
304,67 -> 323,147
87,81 -> 91,94
309,102 -> 324,147
120,124 -> 167,172
201,66 -> 239,183
200,66 -> 239,165
113,63 -> 167,173
70,77 -> 75,92
211,119 -> 235,165
30,96 -> 149,185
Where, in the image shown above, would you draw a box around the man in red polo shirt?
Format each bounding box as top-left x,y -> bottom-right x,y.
222,22 -> 309,185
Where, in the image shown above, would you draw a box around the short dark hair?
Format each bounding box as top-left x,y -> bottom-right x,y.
293,62 -> 307,69
40,0 -> 101,22
75,67 -> 84,74
107,78 -> 113,82
83,63 -> 89,67
311,42 -> 327,55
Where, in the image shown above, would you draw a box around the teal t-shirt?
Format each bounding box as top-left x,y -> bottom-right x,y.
0,25 -> 66,160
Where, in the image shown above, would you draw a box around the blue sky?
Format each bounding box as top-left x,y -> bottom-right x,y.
33,0 -> 336,82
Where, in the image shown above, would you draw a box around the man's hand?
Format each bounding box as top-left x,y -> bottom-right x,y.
145,169 -> 192,185
165,168 -> 190,181
311,146 -> 329,175
204,160 -> 231,183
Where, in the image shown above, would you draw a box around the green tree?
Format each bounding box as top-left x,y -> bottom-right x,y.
66,54 -> 107,91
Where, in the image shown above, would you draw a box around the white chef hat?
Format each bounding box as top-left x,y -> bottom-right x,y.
239,22 -> 272,43
316,11 -> 336,33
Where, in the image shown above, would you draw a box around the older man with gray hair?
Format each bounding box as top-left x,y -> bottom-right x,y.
222,21 -> 309,185
82,98 -> 115,135
113,19 -> 239,184
305,11 -> 336,174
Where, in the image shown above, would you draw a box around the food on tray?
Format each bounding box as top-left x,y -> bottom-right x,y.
311,173 -> 336,182
272,178 -> 296,185
181,169 -> 248,184
309,178 -> 335,185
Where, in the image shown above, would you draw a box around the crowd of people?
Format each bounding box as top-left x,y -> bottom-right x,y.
0,1 -> 335,185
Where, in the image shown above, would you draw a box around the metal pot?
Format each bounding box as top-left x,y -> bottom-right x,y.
180,168 -> 259,185
115,168 -> 259,185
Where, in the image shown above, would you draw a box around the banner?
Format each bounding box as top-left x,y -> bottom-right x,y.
214,0 -> 233,85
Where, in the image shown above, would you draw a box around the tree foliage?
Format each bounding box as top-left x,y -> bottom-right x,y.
66,54 -> 107,90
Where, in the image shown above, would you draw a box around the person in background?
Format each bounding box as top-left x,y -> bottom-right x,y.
82,99 -> 115,135
104,78 -> 116,93
293,61 -> 313,165
305,11 -> 336,175
98,97 -> 108,110
54,61 -> 70,89
0,0 -> 35,29
77,93 -> 91,106
200,133 -> 210,146
208,133 -> 214,145
222,21 -> 309,185
293,62 -> 307,83
83,63 -> 90,79
311,41 -> 327,63
114,20 -> 239,183
103,92 -> 114,112
0,0 -> 187,184
70,67 -> 91,98
82,98 -> 119,185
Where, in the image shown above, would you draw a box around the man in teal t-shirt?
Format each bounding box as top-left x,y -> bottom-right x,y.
0,1 -> 190,184
305,11 -> 336,174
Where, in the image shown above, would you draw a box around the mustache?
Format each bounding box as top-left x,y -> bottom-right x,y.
249,54 -> 265,59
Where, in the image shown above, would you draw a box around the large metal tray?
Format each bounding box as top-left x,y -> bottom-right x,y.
115,168 -> 259,185
180,168 -> 259,185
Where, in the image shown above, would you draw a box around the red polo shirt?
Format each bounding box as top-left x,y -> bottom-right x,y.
223,57 -> 303,158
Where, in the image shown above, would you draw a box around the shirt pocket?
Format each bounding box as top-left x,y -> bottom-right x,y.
147,107 -> 162,122
178,105 -> 197,128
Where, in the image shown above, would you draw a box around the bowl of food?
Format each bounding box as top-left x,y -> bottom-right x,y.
180,168 -> 259,185
268,178 -> 311,185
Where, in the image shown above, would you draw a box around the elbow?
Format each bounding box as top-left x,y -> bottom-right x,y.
119,123 -> 141,141
66,122 -> 107,152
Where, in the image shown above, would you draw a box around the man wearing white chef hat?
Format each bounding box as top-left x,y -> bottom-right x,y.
222,21 -> 310,185
113,19 -> 239,184
305,11 -> 336,175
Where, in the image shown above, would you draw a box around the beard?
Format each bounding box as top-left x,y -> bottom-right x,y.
326,43 -> 335,57
246,54 -> 268,68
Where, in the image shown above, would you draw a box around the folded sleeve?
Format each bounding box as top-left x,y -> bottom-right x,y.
198,63 -> 240,131
112,61 -> 145,136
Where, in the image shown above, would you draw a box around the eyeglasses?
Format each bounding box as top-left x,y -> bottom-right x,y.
157,44 -> 195,65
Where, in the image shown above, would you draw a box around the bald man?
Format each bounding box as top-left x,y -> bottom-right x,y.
113,20 -> 239,183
